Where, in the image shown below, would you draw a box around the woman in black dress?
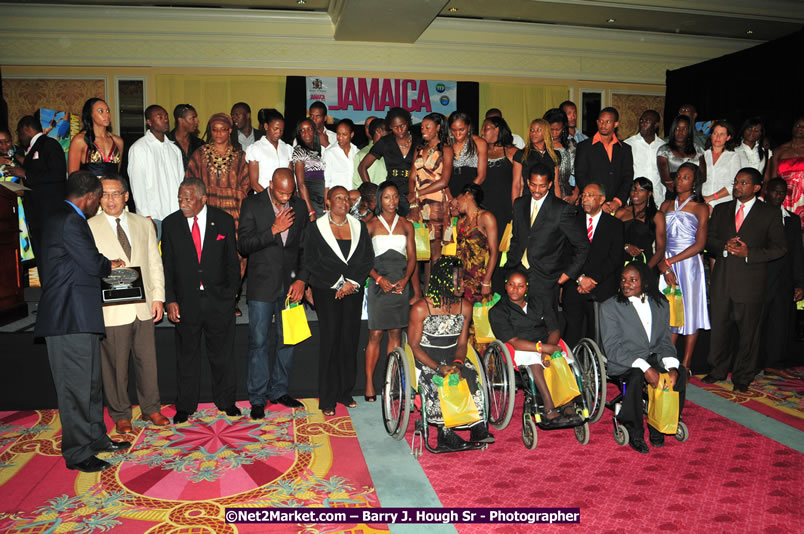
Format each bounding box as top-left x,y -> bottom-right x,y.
358,106 -> 420,216
615,177 -> 666,274
448,111 -> 488,198
301,186 -> 374,416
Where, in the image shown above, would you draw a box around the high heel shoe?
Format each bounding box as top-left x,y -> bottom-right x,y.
364,395 -> 377,402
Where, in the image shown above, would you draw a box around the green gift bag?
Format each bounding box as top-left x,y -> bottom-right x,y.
472,293 -> 501,344
282,296 -> 311,345
662,285 -> 685,328
413,222 -> 431,261
434,372 -> 481,428
543,351 -> 581,407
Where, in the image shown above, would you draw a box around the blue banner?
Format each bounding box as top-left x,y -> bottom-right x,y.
307,76 -> 457,124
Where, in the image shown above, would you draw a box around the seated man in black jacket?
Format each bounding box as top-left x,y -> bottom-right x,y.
489,271 -> 578,425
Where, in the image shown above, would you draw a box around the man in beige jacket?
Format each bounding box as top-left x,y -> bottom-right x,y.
89,174 -> 169,433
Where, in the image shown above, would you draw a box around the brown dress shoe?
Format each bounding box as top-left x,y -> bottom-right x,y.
115,420 -> 132,434
144,412 -> 170,426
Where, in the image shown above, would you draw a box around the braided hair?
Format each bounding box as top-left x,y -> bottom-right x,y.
425,256 -> 463,308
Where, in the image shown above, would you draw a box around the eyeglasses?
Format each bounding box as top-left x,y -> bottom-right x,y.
101,191 -> 124,199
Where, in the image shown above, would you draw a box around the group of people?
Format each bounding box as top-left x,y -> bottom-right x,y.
4,95 -> 803,467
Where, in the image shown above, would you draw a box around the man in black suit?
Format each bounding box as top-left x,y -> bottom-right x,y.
238,168 -> 308,419
34,171 -> 128,472
703,168 -> 787,391
575,107 -> 634,213
162,177 -> 241,423
17,115 -> 67,259
760,178 -> 804,378
562,182 -> 624,347
508,162 -> 589,313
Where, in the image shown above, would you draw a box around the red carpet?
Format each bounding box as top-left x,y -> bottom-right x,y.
690,368 -> 804,431
412,391 -> 802,533
0,402 -> 388,533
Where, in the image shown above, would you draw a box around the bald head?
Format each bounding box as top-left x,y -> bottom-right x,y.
268,168 -> 296,206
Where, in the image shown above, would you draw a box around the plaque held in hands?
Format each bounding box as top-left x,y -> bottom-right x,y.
101,266 -> 145,305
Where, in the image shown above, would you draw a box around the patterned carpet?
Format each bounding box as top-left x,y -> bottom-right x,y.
689,368 -> 804,431
412,393 -> 802,533
0,402 -> 388,534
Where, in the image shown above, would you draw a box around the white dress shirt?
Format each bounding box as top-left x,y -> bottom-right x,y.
625,133 -> 666,205
185,205 -> 207,248
245,137 -> 293,189
703,149 -> 741,207
735,195 -> 757,219
323,143 -> 360,191
27,132 -> 44,154
127,130 -> 184,220
628,296 -> 681,372
104,210 -> 130,242
735,142 -> 772,175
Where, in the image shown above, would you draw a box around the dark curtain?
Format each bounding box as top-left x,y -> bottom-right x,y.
664,28 -> 804,146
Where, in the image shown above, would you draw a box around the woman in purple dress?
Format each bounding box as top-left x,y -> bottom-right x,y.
659,162 -> 710,371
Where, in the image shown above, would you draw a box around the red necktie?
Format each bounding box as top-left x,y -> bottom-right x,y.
587,216 -> 594,242
735,204 -> 745,232
192,216 -> 202,262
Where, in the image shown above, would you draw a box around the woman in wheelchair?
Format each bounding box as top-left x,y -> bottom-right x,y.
408,256 -> 494,452
600,261 -> 687,454
489,271 -> 579,426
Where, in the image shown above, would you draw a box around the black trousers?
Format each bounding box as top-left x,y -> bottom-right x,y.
615,355 -> 686,441
46,333 -> 112,465
562,285 -> 598,348
174,292 -> 236,413
312,286 -> 363,411
707,295 -> 764,386
760,286 -> 795,369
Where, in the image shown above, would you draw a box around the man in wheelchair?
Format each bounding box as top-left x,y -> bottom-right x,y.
600,262 -> 687,454
408,256 -> 495,452
489,271 -> 581,426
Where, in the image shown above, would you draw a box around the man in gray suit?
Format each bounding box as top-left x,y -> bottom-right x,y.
599,262 -> 686,454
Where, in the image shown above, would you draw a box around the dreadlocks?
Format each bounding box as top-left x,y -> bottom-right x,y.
425,256 -> 463,308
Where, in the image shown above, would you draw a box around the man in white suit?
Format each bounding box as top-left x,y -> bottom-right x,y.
89,174 -> 169,433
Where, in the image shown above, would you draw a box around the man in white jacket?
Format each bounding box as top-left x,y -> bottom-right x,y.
128,105 -> 185,239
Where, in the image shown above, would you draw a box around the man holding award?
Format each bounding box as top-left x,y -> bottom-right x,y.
34,171 -> 128,472
89,174 -> 170,434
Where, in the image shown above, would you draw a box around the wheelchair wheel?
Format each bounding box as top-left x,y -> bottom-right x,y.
613,422 -> 629,446
574,422 -> 590,445
573,338 -> 607,423
382,347 -> 411,440
675,421 -> 689,442
483,341 -> 515,430
522,413 -> 538,450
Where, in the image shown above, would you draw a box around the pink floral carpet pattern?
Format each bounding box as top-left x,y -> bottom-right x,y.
0,402 -> 388,534
411,395 -> 802,533
690,367 -> 804,431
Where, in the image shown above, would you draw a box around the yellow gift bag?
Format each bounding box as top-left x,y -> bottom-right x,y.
472,293 -> 500,344
543,351 -> 581,407
413,222 -> 431,261
647,373 -> 679,434
282,296 -> 311,345
441,217 -> 458,256
498,222 -> 513,252
662,285 -> 685,328
436,372 -> 481,428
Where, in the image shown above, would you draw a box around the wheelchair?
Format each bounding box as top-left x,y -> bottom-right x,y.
381,343 -> 491,457
481,338 -> 606,450
572,302 -> 690,447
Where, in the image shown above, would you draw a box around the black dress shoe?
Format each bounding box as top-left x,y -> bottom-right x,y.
224,405 -> 242,417
66,456 -> 112,472
271,395 -> 304,408
701,374 -> 720,384
628,439 -> 650,454
94,440 -> 131,453
173,411 -> 191,424
648,426 -> 665,448
437,428 -> 473,452
250,405 -> 265,420
469,422 -> 495,444
733,383 -> 749,393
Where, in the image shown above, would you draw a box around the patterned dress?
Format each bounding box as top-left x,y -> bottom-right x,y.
411,145 -> 447,239
415,301 -> 485,426
457,213 -> 492,352
292,145 -> 326,218
778,157 -> 804,231
186,144 -> 250,272
82,139 -> 121,178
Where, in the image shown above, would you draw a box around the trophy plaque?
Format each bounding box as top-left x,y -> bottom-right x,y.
101,266 -> 145,305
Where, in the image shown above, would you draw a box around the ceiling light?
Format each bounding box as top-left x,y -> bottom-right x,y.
297,0 -> 306,5
449,7 -> 458,13
746,29 -> 753,35
607,18 -> 615,23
